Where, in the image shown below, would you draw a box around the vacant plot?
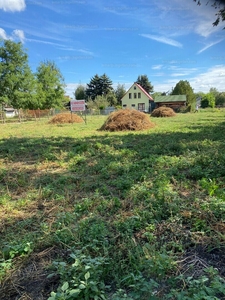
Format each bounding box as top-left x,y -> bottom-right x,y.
0,109 -> 225,299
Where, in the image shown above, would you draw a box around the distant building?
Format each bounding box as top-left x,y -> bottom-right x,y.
154,95 -> 187,110
121,82 -> 154,113
4,107 -> 17,118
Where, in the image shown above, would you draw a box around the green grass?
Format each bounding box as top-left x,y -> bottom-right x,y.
0,110 -> 225,299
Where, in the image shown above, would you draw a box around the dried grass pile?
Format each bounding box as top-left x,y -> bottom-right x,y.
100,109 -> 155,131
151,106 -> 176,117
48,113 -> 83,124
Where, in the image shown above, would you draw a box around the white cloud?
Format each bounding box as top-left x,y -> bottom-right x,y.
0,28 -> 8,39
152,64 -> 163,70
0,28 -> 25,42
197,39 -> 224,54
153,65 -> 225,93
0,0 -> 26,12
190,65 -> 225,92
140,34 -> 182,48
12,29 -> 25,43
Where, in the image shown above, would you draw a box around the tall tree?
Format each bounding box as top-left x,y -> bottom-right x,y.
36,61 -> 65,109
194,0 -> 225,28
114,84 -> 126,106
74,85 -> 86,100
86,73 -> 113,100
136,75 -> 154,94
172,80 -> 195,110
0,40 -> 35,110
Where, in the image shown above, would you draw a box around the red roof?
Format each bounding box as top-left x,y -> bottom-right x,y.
135,83 -> 154,100
122,82 -> 154,101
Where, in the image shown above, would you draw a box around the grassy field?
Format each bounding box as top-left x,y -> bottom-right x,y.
0,109 -> 225,299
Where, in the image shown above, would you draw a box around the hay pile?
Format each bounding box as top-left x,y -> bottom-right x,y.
100,109 -> 155,131
151,106 -> 176,117
48,113 -> 83,124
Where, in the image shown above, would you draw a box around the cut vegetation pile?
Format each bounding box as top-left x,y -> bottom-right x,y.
100,108 -> 155,131
151,106 -> 176,117
48,113 -> 83,124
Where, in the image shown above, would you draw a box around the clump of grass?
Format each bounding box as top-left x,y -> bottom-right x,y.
99,109 -> 155,131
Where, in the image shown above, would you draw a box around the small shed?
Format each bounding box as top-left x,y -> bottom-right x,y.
154,95 -> 186,111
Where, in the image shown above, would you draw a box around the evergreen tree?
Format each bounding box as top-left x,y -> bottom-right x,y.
86,73 -> 113,100
136,75 -> 154,94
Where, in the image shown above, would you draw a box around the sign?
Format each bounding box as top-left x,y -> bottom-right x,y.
70,100 -> 85,112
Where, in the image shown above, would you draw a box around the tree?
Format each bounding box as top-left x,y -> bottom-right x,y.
86,73 -> 113,100
74,85 -> 86,100
172,80 -> 196,110
201,93 -> 216,108
215,92 -> 225,106
194,0 -> 225,28
36,60 -> 65,109
136,75 -> 154,94
0,40 -> 35,111
151,92 -> 162,99
87,95 -> 109,110
106,91 -> 117,107
114,84 -> 126,106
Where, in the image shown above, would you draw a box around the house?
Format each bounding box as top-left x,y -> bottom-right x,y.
121,82 -> 154,113
154,95 -> 187,111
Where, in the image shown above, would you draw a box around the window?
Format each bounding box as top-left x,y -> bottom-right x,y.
131,104 -> 135,107
134,86 -> 136,90
129,93 -> 132,99
138,93 -> 141,98
123,104 -> 127,107
134,93 -> 137,99
138,103 -> 145,111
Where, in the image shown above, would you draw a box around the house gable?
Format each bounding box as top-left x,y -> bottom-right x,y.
121,82 -> 154,112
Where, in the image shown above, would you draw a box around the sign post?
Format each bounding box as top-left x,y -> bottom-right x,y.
70,100 -> 87,124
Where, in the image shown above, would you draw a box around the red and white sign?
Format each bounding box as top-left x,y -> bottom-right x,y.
70,100 -> 85,112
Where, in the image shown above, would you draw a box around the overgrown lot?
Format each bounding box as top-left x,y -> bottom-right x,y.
0,110 -> 225,299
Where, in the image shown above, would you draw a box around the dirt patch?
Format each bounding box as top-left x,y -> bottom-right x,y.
151,106 -> 176,117
48,113 -> 83,124
0,247 -> 60,300
99,109 -> 155,131
177,245 -> 225,279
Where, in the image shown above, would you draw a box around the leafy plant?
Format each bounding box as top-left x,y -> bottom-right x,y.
48,250 -> 109,300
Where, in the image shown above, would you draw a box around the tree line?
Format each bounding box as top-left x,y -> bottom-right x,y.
0,40 -> 65,117
1,39 -> 224,115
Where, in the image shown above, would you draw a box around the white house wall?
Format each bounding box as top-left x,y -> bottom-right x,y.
122,85 -> 150,112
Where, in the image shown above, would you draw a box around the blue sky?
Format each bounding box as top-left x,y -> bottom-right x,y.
0,0 -> 225,98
